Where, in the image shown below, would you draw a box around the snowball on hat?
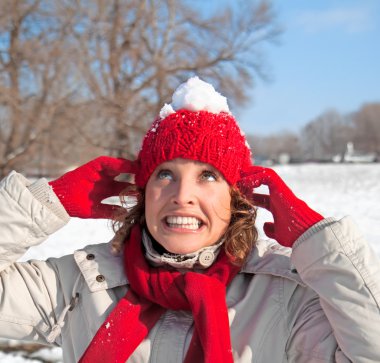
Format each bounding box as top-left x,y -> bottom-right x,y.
159,76 -> 230,119
136,76 -> 252,188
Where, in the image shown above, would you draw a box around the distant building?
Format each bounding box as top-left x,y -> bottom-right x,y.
333,142 -> 377,163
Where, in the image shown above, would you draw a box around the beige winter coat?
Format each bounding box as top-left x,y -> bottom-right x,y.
1,171 -> 380,363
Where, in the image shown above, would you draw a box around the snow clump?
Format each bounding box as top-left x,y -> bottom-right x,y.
159,76 -> 230,119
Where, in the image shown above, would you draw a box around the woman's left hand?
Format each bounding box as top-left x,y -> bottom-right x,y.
238,166 -> 324,247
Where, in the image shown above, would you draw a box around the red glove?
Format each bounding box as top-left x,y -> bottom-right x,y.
49,156 -> 136,219
238,166 -> 323,247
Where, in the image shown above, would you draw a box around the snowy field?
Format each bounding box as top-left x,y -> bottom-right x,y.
1,163 -> 380,362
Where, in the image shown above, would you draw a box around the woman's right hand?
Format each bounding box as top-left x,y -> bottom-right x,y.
49,156 -> 136,219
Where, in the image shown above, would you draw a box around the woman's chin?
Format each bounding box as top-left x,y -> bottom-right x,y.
157,239 -> 209,255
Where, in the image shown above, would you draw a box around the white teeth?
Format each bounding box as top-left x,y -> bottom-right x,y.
166,216 -> 202,230
166,216 -> 201,224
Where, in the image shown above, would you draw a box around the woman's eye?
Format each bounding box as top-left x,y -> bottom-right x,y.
200,171 -> 217,182
157,170 -> 173,180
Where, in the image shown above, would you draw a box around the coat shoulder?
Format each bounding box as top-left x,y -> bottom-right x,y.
241,239 -> 305,286
74,242 -> 128,292
49,242 -> 128,293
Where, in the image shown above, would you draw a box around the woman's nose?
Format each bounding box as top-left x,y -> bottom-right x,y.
171,178 -> 196,205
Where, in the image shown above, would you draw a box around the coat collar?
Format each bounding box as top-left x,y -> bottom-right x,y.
74,239 -> 305,293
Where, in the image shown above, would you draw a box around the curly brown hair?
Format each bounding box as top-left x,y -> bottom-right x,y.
111,186 -> 258,266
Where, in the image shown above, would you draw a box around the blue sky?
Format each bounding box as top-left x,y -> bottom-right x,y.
221,0 -> 380,136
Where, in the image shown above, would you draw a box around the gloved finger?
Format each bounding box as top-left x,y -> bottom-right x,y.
263,222 -> 276,240
92,204 -> 126,219
251,193 -> 270,210
240,166 -> 274,189
100,181 -> 134,198
240,165 -> 266,178
99,157 -> 138,176
236,180 -> 255,200
243,166 -> 293,197
237,171 -> 268,199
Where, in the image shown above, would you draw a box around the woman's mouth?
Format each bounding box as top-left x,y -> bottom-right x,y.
165,216 -> 203,230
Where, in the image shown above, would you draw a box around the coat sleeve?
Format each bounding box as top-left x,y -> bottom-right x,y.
289,216 -> 380,362
0,171 -> 69,269
0,171 -> 71,343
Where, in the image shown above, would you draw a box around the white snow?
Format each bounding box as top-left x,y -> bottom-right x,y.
0,352 -> 40,363
30,347 -> 63,362
2,162 -> 380,361
254,163 -> 380,256
159,76 -> 230,119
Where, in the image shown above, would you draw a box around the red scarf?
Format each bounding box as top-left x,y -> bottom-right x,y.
80,226 -> 240,363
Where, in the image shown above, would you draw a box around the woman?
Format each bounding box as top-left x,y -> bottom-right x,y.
0,77 -> 379,363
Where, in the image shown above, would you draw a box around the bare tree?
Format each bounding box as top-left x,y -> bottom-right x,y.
0,0 -> 280,176
299,109 -> 353,161
68,0 -> 281,158
249,103 -> 380,163
351,103 -> 380,154
247,131 -> 301,163
0,0 -> 82,177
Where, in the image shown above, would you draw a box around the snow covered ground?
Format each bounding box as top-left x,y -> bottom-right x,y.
1,163 -> 380,362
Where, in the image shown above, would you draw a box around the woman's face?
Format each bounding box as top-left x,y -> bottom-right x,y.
145,158 -> 231,254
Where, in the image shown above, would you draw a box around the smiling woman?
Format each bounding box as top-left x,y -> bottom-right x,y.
112,158 -> 257,265
1,77 -> 380,363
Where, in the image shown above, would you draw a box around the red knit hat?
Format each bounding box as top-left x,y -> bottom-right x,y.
135,78 -> 252,187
